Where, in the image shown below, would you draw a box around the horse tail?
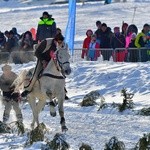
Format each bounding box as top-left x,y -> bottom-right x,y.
11,70 -> 28,92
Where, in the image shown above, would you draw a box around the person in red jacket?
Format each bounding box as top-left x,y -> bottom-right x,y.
81,29 -> 93,60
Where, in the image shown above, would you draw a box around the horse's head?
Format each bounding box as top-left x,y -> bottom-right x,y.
56,49 -> 71,75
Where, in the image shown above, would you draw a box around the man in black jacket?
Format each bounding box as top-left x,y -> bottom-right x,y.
36,11 -> 56,42
99,23 -> 113,61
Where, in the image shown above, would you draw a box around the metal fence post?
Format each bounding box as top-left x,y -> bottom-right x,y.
138,48 -> 141,62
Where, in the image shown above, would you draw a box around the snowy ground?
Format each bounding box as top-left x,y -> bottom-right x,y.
0,0 -> 150,149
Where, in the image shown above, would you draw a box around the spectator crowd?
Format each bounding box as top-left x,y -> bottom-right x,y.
82,21 -> 150,62
0,12 -> 150,63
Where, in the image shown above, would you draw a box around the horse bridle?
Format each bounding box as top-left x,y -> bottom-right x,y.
55,50 -> 70,70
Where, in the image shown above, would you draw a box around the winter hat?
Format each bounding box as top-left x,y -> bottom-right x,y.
86,29 -> 93,36
42,11 -> 52,18
43,11 -> 49,16
2,64 -> 12,71
143,23 -> 149,28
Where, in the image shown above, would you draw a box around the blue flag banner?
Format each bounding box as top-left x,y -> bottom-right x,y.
65,0 -> 76,56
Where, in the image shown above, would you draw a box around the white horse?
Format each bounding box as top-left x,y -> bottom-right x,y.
13,49 -> 71,131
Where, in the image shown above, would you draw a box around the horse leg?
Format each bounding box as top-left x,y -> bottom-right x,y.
28,96 -> 39,129
30,98 -> 46,128
36,99 -> 46,116
57,93 -> 68,132
36,98 -> 46,122
46,90 -> 56,117
49,101 -> 57,117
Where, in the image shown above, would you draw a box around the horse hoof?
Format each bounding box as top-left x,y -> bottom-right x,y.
62,126 -> 68,132
50,112 -> 56,117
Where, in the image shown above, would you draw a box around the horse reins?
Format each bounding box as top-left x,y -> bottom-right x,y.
42,73 -> 65,79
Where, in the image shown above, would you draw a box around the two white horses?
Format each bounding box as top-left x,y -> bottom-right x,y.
13,49 -> 71,131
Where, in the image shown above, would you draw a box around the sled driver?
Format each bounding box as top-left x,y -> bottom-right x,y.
21,33 -> 69,97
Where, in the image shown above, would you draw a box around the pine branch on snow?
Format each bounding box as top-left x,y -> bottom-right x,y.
79,143 -> 93,150
104,136 -> 125,150
25,122 -> 47,146
45,133 -> 70,150
134,133 -> 150,150
0,121 -> 11,133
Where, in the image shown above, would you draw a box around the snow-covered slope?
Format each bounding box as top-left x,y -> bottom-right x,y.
0,1 -> 150,149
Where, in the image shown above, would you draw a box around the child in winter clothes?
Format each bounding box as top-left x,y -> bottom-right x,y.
81,29 -> 93,60
0,64 -> 23,123
87,34 -> 100,61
